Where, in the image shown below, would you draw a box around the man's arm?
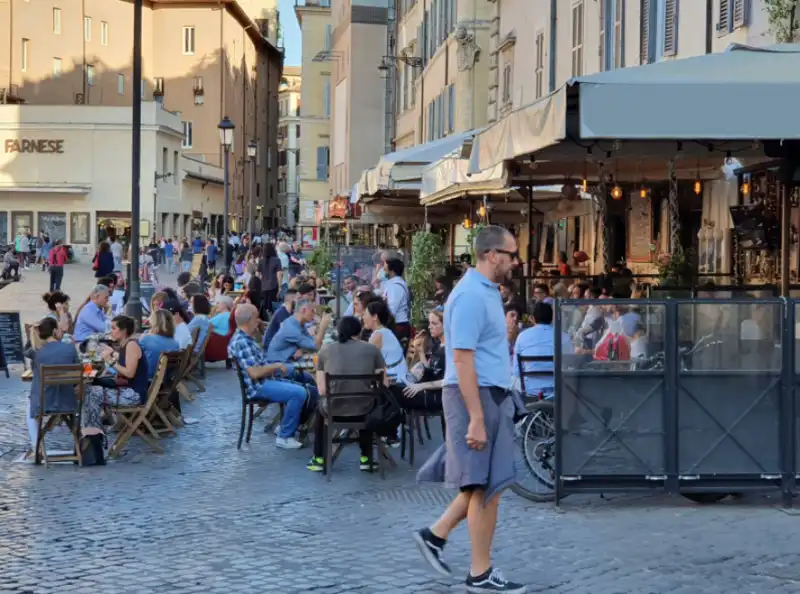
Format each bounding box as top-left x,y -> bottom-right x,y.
246,363 -> 286,380
313,314 -> 332,350
453,349 -> 483,420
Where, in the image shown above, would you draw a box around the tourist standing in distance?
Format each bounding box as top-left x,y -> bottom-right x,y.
415,225 -> 525,594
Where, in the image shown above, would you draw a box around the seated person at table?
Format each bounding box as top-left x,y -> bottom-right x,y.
363,299 -> 409,384
400,309 -> 446,413
210,296 -> 234,336
307,316 -> 387,473
25,317 -> 80,452
83,315 -> 149,436
187,295 -> 212,352
139,309 -> 179,379
2,248 -> 20,281
42,291 -> 71,333
512,301 -> 573,397
177,271 -> 203,305
73,285 -> 110,347
228,304 -> 318,450
266,299 -> 332,364
263,289 -> 298,350
163,299 -> 193,349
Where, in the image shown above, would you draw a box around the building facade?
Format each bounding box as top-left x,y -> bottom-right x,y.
294,0 -> 332,245
0,0 -> 282,239
0,103 -> 226,261
278,65 -> 301,229
329,0 -> 388,198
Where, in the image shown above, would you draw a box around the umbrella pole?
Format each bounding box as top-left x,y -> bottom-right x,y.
781,183 -> 791,297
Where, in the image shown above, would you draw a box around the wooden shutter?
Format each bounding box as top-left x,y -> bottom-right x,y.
599,0 -> 606,71
718,0 -> 730,35
663,0 -> 677,56
640,0 -> 650,64
614,0 -> 624,68
316,147 -> 328,180
732,0 -> 746,28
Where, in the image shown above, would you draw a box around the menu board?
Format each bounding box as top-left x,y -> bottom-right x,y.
0,311 -> 24,366
627,194 -> 653,263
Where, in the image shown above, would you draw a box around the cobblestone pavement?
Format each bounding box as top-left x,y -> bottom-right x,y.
1,264 -> 800,593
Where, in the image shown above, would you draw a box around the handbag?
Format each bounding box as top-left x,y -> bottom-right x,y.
365,386 -> 403,436
79,434 -> 106,466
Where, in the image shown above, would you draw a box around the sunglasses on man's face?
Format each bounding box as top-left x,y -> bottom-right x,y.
493,248 -> 520,261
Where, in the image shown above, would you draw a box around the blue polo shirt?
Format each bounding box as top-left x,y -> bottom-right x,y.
266,315 -> 316,362
443,268 -> 510,389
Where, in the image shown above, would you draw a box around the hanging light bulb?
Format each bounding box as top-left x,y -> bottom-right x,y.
462,216 -> 471,229
582,178 -> 588,192
478,205 -> 486,218
611,184 -> 623,200
639,186 -> 649,199
742,181 -> 751,196
694,179 -> 702,195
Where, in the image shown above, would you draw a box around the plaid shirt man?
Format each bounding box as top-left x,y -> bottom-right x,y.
228,329 -> 270,400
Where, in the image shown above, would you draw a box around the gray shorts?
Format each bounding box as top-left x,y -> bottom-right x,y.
442,385 -> 517,498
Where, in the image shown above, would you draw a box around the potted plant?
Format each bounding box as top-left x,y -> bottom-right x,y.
407,230 -> 443,328
306,245 -> 334,280
656,248 -> 694,288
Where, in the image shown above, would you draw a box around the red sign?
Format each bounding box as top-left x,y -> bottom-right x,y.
328,197 -> 349,219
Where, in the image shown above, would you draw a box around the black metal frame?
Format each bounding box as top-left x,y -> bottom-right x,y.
554,297 -> 796,506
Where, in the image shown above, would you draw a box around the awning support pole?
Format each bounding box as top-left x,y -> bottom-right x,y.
668,158 -> 681,256
595,162 -> 609,274
781,183 -> 791,297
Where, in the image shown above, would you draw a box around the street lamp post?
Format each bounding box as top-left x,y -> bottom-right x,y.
247,140 -> 257,236
125,0 -> 144,321
218,116 -> 235,271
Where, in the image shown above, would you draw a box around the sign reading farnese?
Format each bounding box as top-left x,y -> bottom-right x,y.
4,139 -> 65,154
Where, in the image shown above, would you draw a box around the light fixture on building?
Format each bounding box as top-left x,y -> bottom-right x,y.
694,179 -> 702,195
742,180 -> 751,196
611,184 -> 623,200
639,185 -> 649,199
462,217 -> 471,229
582,161 -> 588,192
218,115 -> 236,265
478,205 -> 486,218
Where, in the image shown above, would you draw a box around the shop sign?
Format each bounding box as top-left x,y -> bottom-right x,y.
328,197 -> 349,219
4,138 -> 65,154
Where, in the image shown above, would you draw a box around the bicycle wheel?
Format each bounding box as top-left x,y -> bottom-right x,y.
511,400 -> 558,503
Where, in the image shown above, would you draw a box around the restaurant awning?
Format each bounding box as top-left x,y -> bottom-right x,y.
357,129 -> 481,199
469,43 -> 800,175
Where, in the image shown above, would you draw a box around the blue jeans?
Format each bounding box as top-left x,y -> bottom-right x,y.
257,375 -> 319,439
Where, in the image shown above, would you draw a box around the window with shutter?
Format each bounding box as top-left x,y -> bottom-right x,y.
614,0 -> 624,68
732,0 -> 746,28
640,0 -> 650,64
534,32 -> 544,99
599,0 -> 606,72
448,84 -> 455,132
663,0 -> 678,56
316,147 -> 329,180
718,0 -> 730,35
571,1 -> 584,77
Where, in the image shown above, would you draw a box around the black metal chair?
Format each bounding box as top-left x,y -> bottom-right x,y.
517,354 -> 556,398
401,396 -> 446,467
320,372 -> 391,480
232,360 -> 274,449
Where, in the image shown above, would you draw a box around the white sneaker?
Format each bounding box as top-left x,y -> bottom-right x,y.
274,424 -> 281,436
275,436 -> 303,449
182,416 -> 199,426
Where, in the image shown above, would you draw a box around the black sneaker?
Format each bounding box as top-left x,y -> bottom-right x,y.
466,568 -> 526,593
359,456 -> 379,472
412,528 -> 451,577
306,456 -> 324,472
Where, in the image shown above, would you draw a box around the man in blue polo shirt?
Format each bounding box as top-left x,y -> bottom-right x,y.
266,299 -> 331,383
414,225 -> 525,594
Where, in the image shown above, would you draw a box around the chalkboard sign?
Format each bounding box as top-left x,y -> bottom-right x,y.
627,194 -> 654,263
0,311 -> 24,365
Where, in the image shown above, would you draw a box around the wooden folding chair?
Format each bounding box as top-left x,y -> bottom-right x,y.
149,350 -> 190,436
320,373 -> 392,481
176,328 -> 200,401
184,330 -> 212,393
34,364 -> 85,467
107,354 -> 169,458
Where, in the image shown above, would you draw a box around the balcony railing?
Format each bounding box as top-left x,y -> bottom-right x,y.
295,0 -> 331,7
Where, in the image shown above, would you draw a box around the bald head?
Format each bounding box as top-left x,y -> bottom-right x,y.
234,304 -> 259,329
474,225 -> 513,261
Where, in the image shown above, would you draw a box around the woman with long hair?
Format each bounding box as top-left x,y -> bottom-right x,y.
139,309 -> 179,379
83,315 -> 150,434
94,242 -> 114,278
42,291 -> 71,333
401,309 -> 446,413
363,299 -> 408,383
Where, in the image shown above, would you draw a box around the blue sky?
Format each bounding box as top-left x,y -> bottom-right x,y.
279,0 -> 302,66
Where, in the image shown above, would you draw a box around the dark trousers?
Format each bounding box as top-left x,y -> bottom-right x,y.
312,415 -> 372,458
263,288 -> 279,312
393,322 -> 411,353
395,385 -> 443,412
49,266 -> 64,291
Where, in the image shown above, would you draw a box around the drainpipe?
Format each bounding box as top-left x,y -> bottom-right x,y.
548,0 -> 557,93
7,0 -> 13,92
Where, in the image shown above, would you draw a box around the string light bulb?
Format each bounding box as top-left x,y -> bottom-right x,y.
611,185 -> 623,200
478,205 -> 486,218
582,178 -> 588,192
742,181 -> 751,196
694,179 -> 702,195
462,217 -> 471,229
639,186 -> 649,199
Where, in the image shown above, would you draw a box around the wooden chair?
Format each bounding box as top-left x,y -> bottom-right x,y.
320,373 -> 392,481
176,327 -> 201,401
401,401 -> 446,468
184,330 -> 213,393
107,354 -> 169,458
149,349 -> 190,436
232,360 -> 278,449
34,364 -> 85,467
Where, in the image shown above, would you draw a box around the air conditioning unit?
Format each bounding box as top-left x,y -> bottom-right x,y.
192,77 -> 204,95
74,93 -> 85,105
